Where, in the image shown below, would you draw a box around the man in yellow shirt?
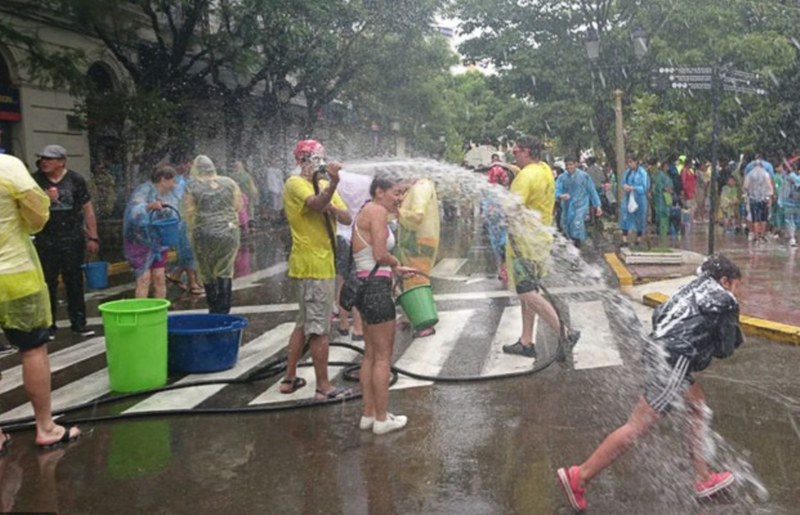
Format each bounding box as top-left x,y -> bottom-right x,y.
281,140 -> 353,400
503,136 -> 580,358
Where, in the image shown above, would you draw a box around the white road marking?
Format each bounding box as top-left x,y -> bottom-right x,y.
390,310 -> 474,390
0,336 -> 105,395
431,258 -> 467,277
570,300 -> 623,370
0,369 -> 109,422
481,306 -> 537,375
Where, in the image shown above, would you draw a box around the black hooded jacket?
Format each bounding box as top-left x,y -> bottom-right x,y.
650,275 -> 744,372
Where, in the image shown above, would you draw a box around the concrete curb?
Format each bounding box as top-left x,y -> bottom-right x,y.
607,252 -> 800,346
643,292 -> 800,346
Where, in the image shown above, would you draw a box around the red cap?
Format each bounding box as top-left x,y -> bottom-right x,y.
293,139 -> 325,164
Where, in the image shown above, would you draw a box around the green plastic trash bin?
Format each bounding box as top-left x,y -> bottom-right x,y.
99,298 -> 170,393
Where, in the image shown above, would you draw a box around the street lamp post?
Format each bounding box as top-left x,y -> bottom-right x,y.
584,27 -> 648,207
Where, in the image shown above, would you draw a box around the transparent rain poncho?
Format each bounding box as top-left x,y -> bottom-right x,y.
183,155 -> 242,283
123,180 -> 180,278
0,154 -> 52,331
397,177 -> 440,289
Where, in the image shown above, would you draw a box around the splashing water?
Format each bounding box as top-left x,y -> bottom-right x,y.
340,157 -> 768,509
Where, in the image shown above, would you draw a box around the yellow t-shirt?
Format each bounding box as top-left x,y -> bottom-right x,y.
506,161 -> 555,268
283,175 -> 347,279
509,161 -> 555,225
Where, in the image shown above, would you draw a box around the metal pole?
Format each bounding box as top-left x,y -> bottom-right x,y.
708,66 -> 721,255
613,89 -> 626,206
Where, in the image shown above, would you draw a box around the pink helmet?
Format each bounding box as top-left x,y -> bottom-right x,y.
293,139 -> 325,164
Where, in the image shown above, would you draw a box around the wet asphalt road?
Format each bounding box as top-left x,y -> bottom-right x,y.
0,226 -> 798,514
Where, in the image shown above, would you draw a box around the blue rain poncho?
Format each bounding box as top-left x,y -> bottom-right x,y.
554,168 -> 601,242
619,165 -> 650,234
0,154 -> 52,331
123,180 -> 180,278
183,155 -> 242,283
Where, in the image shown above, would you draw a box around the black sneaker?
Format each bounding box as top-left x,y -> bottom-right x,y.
502,340 -> 537,358
71,327 -> 95,337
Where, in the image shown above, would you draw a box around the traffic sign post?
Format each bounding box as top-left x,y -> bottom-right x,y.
650,64 -> 767,254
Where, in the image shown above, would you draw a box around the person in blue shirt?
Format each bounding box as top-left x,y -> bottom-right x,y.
619,155 -> 650,248
778,162 -> 800,246
744,153 -> 775,178
555,157 -> 602,248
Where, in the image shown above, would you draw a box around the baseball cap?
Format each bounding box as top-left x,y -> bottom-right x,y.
37,145 -> 67,159
293,139 -> 325,164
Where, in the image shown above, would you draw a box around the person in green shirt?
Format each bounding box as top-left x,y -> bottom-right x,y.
652,160 -> 673,247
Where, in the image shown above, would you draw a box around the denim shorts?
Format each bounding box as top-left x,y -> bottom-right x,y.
355,278 -> 395,325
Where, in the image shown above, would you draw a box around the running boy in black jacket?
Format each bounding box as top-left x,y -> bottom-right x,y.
557,254 -> 744,512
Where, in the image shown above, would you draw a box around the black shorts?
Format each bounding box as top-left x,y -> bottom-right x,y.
643,345 -> 693,415
2,326 -> 49,352
511,257 -> 542,294
335,236 -> 350,277
749,200 -> 769,222
355,278 -> 395,325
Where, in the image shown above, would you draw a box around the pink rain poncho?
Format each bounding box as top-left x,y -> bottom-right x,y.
0,154 -> 52,331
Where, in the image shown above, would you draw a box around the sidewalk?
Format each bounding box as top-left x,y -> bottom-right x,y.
604,226 -> 800,345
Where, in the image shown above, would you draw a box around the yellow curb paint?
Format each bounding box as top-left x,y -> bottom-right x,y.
642,292 -> 800,346
107,250 -> 177,277
604,253 -> 634,287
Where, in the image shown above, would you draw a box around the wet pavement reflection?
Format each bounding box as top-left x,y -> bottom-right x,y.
0,215 -> 797,513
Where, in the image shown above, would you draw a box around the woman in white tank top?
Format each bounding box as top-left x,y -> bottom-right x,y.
353,174 -> 417,435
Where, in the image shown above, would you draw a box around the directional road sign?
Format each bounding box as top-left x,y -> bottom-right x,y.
722,84 -> 767,95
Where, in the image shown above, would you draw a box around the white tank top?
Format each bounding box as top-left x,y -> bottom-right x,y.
352,216 -> 395,274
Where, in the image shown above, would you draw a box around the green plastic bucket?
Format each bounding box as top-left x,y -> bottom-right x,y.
98,298 -> 170,393
396,285 -> 438,330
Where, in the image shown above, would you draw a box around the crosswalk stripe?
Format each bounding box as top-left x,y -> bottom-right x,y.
570,300 -> 623,370
390,310 -> 474,390
0,336 -> 106,396
481,306 -> 537,375
123,323 -> 295,413
0,369 -> 109,422
248,341 -> 363,405
431,258 -> 467,277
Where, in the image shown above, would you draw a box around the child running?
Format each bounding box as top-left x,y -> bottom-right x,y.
557,253 -> 744,512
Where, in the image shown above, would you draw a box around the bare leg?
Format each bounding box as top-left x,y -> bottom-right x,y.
520,299 -> 536,345
360,334 -> 375,418
151,268 -> 167,299
352,309 -> 364,338
21,346 -> 80,446
578,396 -> 661,487
684,383 -> 711,481
187,269 -> 201,290
282,326 -> 305,381
520,290 -> 561,336
365,319 -> 395,421
308,333 -> 332,393
135,270 -> 152,298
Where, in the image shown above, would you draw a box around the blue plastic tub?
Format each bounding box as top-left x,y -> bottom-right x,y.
167,314 -> 247,374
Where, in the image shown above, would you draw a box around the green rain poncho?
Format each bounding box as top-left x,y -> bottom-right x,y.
183,155 -> 242,283
0,154 -> 52,331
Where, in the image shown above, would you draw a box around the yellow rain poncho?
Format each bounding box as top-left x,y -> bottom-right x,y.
397,178 -> 440,289
505,161 -> 555,287
0,154 -> 52,331
182,155 -> 242,283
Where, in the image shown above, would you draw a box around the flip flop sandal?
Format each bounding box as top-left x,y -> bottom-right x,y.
38,426 -> 80,450
0,434 -> 11,456
315,386 -> 353,401
189,286 -> 206,296
279,377 -> 307,394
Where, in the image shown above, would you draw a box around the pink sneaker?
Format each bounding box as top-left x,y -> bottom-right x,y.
557,466 -> 587,511
695,470 -> 734,498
